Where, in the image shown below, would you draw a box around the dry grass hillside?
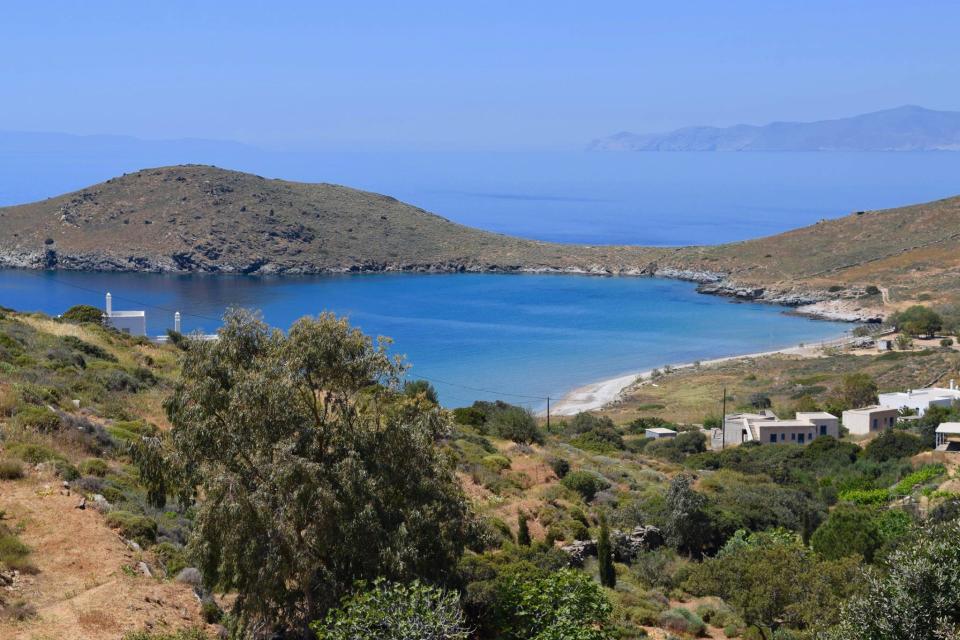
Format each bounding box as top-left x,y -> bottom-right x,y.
1,165 -> 959,311
0,165 -> 665,275
679,195 -> 960,307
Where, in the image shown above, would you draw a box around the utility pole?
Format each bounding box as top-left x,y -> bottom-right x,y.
546,397 -> 551,432
721,385 -> 727,450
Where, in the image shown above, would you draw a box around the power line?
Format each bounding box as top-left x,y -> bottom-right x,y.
410,371 -> 549,401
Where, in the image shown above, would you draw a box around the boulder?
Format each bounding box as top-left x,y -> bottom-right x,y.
560,539 -> 596,567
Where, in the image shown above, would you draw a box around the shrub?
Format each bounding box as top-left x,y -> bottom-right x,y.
105,511 -> 158,544
0,523 -> 33,571
547,456 -> 570,479
12,406 -> 61,432
658,608 -> 706,636
941,337 -> 954,347
810,505 -> 884,561
488,406 -> 544,444
78,458 -> 110,477
561,471 -> 611,502
61,304 -> 104,324
60,335 -> 117,362
481,454 -> 511,472
838,488 -> 890,505
311,578 -> 469,640
0,459 -> 24,480
122,630 -> 212,640
862,430 -> 926,462
864,285 -> 881,296
53,459 -> 80,481
892,464 -> 945,495
152,541 -> 189,578
452,406 -> 486,427
6,442 -> 65,464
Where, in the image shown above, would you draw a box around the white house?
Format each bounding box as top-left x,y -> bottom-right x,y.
842,405 -> 900,436
936,423 -> 960,451
103,292 -> 146,337
724,410 -> 838,445
879,383 -> 960,416
645,427 -> 677,439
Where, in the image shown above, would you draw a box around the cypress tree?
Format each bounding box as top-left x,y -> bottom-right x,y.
597,511 -> 616,588
517,512 -> 532,546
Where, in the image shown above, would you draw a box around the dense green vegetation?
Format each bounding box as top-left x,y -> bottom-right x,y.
4,305 -> 960,639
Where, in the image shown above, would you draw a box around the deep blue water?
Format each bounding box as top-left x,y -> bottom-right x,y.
0,270 -> 846,408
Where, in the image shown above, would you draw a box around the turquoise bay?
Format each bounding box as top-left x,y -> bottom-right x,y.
0,270 -> 845,409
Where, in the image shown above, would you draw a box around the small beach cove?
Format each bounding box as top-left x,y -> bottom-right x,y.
0,269 -> 849,409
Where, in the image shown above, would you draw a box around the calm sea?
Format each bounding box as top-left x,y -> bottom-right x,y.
0,270 -> 845,409
2,150 -> 958,406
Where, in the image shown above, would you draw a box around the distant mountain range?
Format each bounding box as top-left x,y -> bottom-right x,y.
589,106 -> 960,151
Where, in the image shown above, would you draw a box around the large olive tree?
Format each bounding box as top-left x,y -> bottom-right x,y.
165,310 -> 472,637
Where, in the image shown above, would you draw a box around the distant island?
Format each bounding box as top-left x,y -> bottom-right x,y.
2,164 -> 960,321
589,105 -> 960,151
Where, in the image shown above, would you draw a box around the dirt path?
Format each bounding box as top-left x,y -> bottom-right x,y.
0,472 -> 210,640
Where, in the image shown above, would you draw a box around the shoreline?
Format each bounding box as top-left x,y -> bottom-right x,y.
546,332 -> 854,416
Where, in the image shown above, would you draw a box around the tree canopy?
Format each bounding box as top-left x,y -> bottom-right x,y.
165,310 -> 473,636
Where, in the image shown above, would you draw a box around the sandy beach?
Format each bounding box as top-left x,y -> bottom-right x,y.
547,333 -> 855,416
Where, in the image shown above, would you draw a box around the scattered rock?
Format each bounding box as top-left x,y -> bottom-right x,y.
136,561 -> 153,577
560,539 -> 596,567
560,525 -> 664,566
75,497 -> 86,510
175,567 -> 203,587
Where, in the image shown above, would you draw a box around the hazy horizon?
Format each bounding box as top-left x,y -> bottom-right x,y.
3,1 -> 959,151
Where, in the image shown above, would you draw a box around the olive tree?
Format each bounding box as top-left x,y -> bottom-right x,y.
165,310 -> 472,637
829,519 -> 960,640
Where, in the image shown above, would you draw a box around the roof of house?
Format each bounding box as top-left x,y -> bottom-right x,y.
796,411 -> 839,420
646,427 -> 677,435
880,388 -> 960,402
107,310 -> 146,318
842,405 -> 898,415
936,422 -> 960,435
754,420 -> 815,428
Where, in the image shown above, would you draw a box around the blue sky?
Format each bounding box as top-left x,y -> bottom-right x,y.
2,1 -> 958,150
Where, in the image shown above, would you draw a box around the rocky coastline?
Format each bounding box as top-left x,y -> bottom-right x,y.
0,248 -> 885,322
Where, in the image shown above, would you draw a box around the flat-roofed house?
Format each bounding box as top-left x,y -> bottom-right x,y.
879,383 -> 960,416
724,410 -> 838,446
936,423 -> 960,451
645,427 -> 677,439
842,405 -> 900,435
103,292 -> 146,337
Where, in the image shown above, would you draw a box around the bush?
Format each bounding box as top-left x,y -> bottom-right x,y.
105,511 -> 158,544
864,285 -> 881,296
6,442 -> 65,464
452,406 -> 486,427
892,464 -> 945,495
547,456 -> 570,479
61,304 -> 104,324
0,523 -> 33,571
488,406 -> 544,444
941,337 -> 955,347
78,458 -> 110,477
122,630 -> 212,640
658,608 -> 706,636
481,454 -> 511,472
311,578 -> 469,640
152,541 -> 189,578
862,430 -> 926,462
0,459 -> 24,480
60,335 -> 117,362
810,505 -> 884,561
561,471 -> 611,502
12,406 -> 62,432
838,488 -> 890,505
